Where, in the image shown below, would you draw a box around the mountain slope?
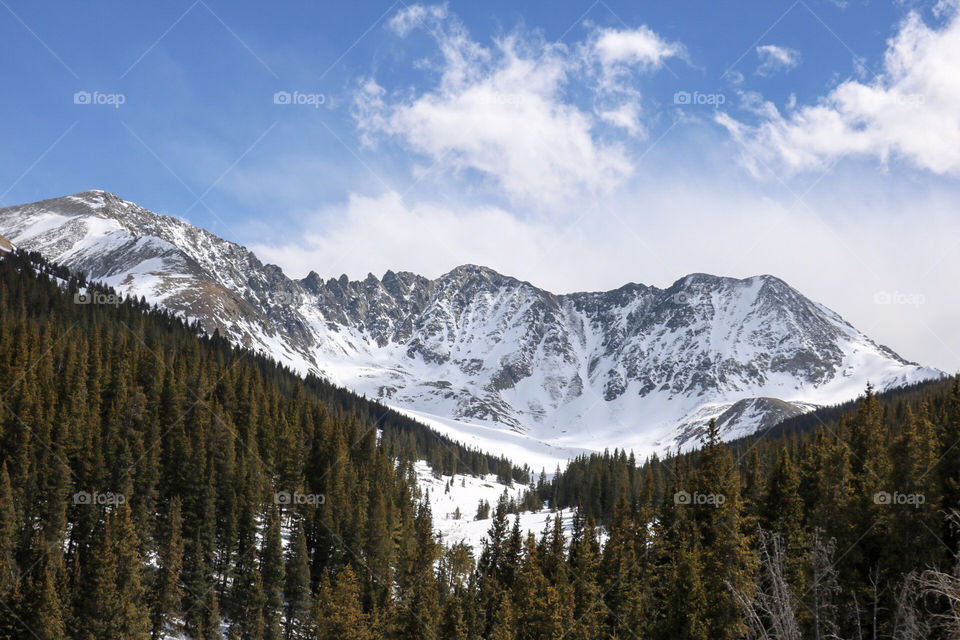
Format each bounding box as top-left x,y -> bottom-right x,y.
0,191 -> 943,466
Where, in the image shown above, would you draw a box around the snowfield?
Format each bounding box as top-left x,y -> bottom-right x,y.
412,460 -> 577,549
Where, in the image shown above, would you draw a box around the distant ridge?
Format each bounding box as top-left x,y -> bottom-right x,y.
0,190 -> 943,467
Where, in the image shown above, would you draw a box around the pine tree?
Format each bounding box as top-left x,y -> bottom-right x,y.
284,517 -> 313,640
888,404 -> 943,572
114,503 -> 151,639
392,502 -> 439,639
315,566 -> 375,640
601,491 -> 646,637
938,376 -> 960,549
439,596 -> 468,640
845,389 -> 894,638
477,499 -> 510,636
152,497 -> 184,639
0,463 -> 18,598
696,419 -> 754,640
25,557 -> 65,640
741,445 -> 764,527
804,426 -> 853,547
567,509 -> 604,640
261,505 -> 285,640
668,526 -> 710,640
762,448 -> 806,598
76,504 -> 150,640
488,595 -> 518,640
229,534 -> 265,640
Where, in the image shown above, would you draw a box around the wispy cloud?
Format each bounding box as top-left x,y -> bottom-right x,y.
720,9 -> 960,176
755,44 -> 801,76
353,4 -> 684,206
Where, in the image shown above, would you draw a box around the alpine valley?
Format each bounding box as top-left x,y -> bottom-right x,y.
0,191 -> 943,467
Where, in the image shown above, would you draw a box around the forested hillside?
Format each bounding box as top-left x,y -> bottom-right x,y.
0,249 -> 521,640
538,377 -> 960,638
2,245 -> 959,640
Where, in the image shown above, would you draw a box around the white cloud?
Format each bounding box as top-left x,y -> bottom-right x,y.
388,3 -> 448,36
587,26 -> 685,136
353,6 -> 686,205
597,103 -> 643,135
251,191 -> 559,283
755,44 -> 801,76
593,25 -> 685,70
720,11 -> 960,176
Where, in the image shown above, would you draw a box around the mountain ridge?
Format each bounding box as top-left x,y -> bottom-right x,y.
0,190 -> 943,467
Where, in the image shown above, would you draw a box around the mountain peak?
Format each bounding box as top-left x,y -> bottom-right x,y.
73,188 -> 115,198
0,192 -> 943,466
444,263 -> 508,279
436,264 -> 526,295
66,189 -> 131,212
672,272 -> 782,289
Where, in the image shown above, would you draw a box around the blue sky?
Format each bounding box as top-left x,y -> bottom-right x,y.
1,0 -> 959,371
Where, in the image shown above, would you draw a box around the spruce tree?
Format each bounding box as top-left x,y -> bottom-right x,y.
938,376 -> 960,549
392,502 -> 439,639
80,517 -> 120,639
567,509 -> 604,640
601,491 -> 646,637
284,517 -> 313,640
0,463 -> 18,598
696,419 -> 753,640
261,505 -> 285,640
152,497 -> 184,640
762,448 -> 806,597
26,558 -> 66,640
315,566 -> 375,640
114,503 -> 151,639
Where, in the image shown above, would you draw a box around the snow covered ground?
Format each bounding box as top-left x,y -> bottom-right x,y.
411,460 -> 576,549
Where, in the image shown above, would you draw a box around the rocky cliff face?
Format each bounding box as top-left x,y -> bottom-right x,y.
0,191 -> 943,466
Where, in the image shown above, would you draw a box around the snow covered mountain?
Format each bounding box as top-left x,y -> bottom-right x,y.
0,191 -> 943,467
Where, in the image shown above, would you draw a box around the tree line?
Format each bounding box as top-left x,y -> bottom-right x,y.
0,249 -> 518,640
1,247 -> 959,639
531,376 -> 960,639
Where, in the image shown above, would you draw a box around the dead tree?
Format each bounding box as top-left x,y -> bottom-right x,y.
913,510 -> 960,638
810,529 -> 843,640
728,528 -> 802,640
890,572 -> 930,640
